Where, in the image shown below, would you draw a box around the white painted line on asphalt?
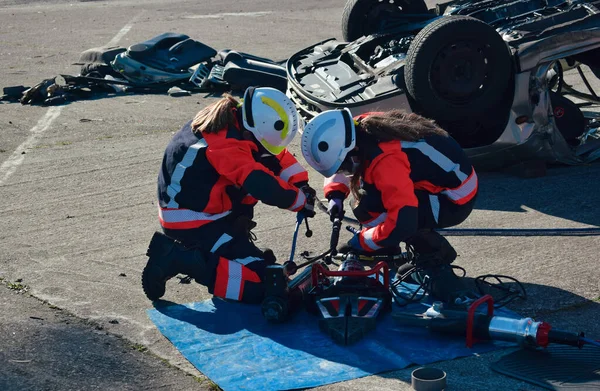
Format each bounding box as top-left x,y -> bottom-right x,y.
185,11 -> 272,19
0,13 -> 143,186
0,107 -> 63,186
106,12 -> 144,47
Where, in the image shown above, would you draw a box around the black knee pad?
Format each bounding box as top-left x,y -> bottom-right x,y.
240,281 -> 266,304
261,248 -> 277,265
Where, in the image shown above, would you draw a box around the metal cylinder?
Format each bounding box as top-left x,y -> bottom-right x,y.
333,255 -> 365,285
488,316 -> 541,347
411,367 -> 447,391
338,258 -> 364,273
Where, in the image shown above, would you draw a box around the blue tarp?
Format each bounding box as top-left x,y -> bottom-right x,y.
148,298 -> 515,391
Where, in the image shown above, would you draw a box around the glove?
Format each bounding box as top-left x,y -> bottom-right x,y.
327,198 -> 344,221
299,185 -> 316,218
337,234 -> 362,255
300,184 -> 316,199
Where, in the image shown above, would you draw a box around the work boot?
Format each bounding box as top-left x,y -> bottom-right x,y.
401,230 -> 473,303
396,229 -> 455,282
419,265 -> 473,305
394,262 -> 418,284
406,229 -> 457,268
141,232 -> 211,301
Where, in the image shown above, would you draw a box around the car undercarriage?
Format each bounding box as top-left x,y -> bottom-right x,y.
287,0 -> 600,169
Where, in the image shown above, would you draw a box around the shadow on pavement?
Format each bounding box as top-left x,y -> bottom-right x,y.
467,276 -> 600,323
474,163 -> 600,227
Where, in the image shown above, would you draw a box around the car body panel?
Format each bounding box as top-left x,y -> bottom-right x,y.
287,0 -> 600,169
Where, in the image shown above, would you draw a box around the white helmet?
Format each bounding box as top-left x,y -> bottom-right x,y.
242,87 -> 300,155
301,108 -> 356,177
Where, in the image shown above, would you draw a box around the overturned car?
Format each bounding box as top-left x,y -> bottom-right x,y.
287,0 -> 600,170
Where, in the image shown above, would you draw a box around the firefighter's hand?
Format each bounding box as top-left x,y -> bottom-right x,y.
327,198 -> 344,222
300,184 -> 316,200
300,185 -> 316,218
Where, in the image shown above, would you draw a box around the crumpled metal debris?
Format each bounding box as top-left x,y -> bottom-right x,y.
576,121 -> 600,162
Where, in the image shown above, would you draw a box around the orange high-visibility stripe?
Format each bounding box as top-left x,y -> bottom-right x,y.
414,170 -> 478,205
213,257 -> 230,298
443,171 -> 478,205
214,258 -> 262,301
158,207 -> 231,230
239,267 -> 261,300
324,173 -> 350,197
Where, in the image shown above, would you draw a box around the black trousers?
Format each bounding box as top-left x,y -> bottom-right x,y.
405,191 -> 477,264
414,190 -> 477,230
163,216 -> 271,304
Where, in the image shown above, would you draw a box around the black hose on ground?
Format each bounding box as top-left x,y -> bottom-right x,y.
317,199 -> 600,237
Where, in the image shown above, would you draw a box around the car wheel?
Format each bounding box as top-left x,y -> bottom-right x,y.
341,0 -> 428,42
404,16 -> 514,145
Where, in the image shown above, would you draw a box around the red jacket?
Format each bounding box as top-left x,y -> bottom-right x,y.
325,116 -> 477,252
158,114 -> 308,232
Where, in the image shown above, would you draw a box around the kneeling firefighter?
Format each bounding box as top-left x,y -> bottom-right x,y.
301,109 -> 478,301
143,87 -> 315,304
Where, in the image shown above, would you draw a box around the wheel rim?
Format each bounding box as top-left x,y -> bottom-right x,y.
430,40 -> 491,104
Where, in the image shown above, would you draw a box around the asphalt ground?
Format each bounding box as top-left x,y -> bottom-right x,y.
0,282 -> 206,391
0,0 -> 599,390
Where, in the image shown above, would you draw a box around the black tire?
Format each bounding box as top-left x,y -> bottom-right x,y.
341,0 -> 428,42
404,16 -> 514,145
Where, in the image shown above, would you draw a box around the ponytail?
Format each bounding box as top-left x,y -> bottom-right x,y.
349,110 -> 448,199
191,94 -> 240,135
358,110 -> 448,142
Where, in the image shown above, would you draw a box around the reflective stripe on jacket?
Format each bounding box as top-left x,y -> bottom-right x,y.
323,115 -> 477,252
157,114 -> 307,230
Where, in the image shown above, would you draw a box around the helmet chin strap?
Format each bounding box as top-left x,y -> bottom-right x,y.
241,129 -> 271,155
339,150 -> 361,175
238,109 -> 267,153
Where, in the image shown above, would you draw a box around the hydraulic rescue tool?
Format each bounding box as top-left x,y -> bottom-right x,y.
262,213 -> 600,348
261,214 -> 403,344
261,212 -> 316,323
393,295 -> 600,349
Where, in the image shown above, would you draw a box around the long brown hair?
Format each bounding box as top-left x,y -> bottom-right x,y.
191,94 -> 240,135
350,110 -> 448,198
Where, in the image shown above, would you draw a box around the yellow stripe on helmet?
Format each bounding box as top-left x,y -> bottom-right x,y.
260,139 -> 286,155
260,96 -> 289,140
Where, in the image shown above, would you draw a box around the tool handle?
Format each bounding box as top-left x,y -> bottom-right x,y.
287,212 -> 305,273
466,295 -> 494,348
548,329 -> 584,348
304,218 -> 313,237
346,225 -> 360,235
330,218 -> 342,256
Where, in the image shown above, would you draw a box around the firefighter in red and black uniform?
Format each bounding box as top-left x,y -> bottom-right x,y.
301,108 -> 478,272
142,87 -> 315,304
